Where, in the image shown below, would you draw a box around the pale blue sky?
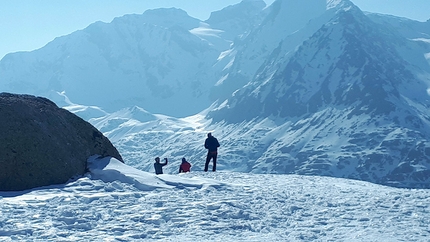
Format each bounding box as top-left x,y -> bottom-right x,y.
1,0 -> 429,60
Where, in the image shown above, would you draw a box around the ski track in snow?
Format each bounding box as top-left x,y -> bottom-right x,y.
0,159 -> 429,241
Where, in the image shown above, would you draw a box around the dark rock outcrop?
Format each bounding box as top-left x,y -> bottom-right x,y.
0,93 -> 123,191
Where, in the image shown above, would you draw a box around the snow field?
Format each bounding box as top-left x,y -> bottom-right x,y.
0,157 -> 429,241
0,159 -> 430,241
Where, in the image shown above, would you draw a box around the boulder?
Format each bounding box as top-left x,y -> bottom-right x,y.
0,93 -> 123,191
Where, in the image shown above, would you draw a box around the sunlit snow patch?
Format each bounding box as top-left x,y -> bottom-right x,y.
87,155 -> 225,191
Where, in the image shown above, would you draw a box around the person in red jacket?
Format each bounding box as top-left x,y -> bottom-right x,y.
179,157 -> 191,173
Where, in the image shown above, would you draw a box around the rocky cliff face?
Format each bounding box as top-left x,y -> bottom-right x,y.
0,93 -> 123,191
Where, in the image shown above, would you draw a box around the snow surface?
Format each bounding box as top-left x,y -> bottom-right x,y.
0,156 -> 429,241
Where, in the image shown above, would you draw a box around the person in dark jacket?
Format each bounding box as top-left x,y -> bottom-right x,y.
179,157 -> 192,173
204,132 -> 220,172
154,157 -> 168,175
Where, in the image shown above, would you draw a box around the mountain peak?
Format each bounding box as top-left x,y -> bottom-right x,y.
326,0 -> 351,9
206,0 -> 266,24
112,7 -> 201,30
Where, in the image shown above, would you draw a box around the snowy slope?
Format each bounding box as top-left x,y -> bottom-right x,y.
205,1 -> 430,187
0,156 -> 428,241
210,0 -> 331,102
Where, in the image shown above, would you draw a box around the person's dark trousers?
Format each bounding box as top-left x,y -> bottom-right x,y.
204,151 -> 217,172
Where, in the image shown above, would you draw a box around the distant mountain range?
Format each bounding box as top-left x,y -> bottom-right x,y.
1,0 -> 430,188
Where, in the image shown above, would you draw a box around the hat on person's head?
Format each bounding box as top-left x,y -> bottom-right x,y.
182,157 -> 186,162
207,132 -> 212,137
155,157 -> 160,161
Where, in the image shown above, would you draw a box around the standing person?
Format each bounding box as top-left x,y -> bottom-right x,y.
204,132 -> 220,172
154,157 -> 168,175
179,157 -> 192,173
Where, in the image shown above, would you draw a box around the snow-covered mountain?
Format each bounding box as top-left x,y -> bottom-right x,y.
0,1 -> 267,117
206,0 -> 430,187
2,0 -> 430,188
0,10 -> 214,117
209,0 -> 332,101
71,0 -> 430,189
